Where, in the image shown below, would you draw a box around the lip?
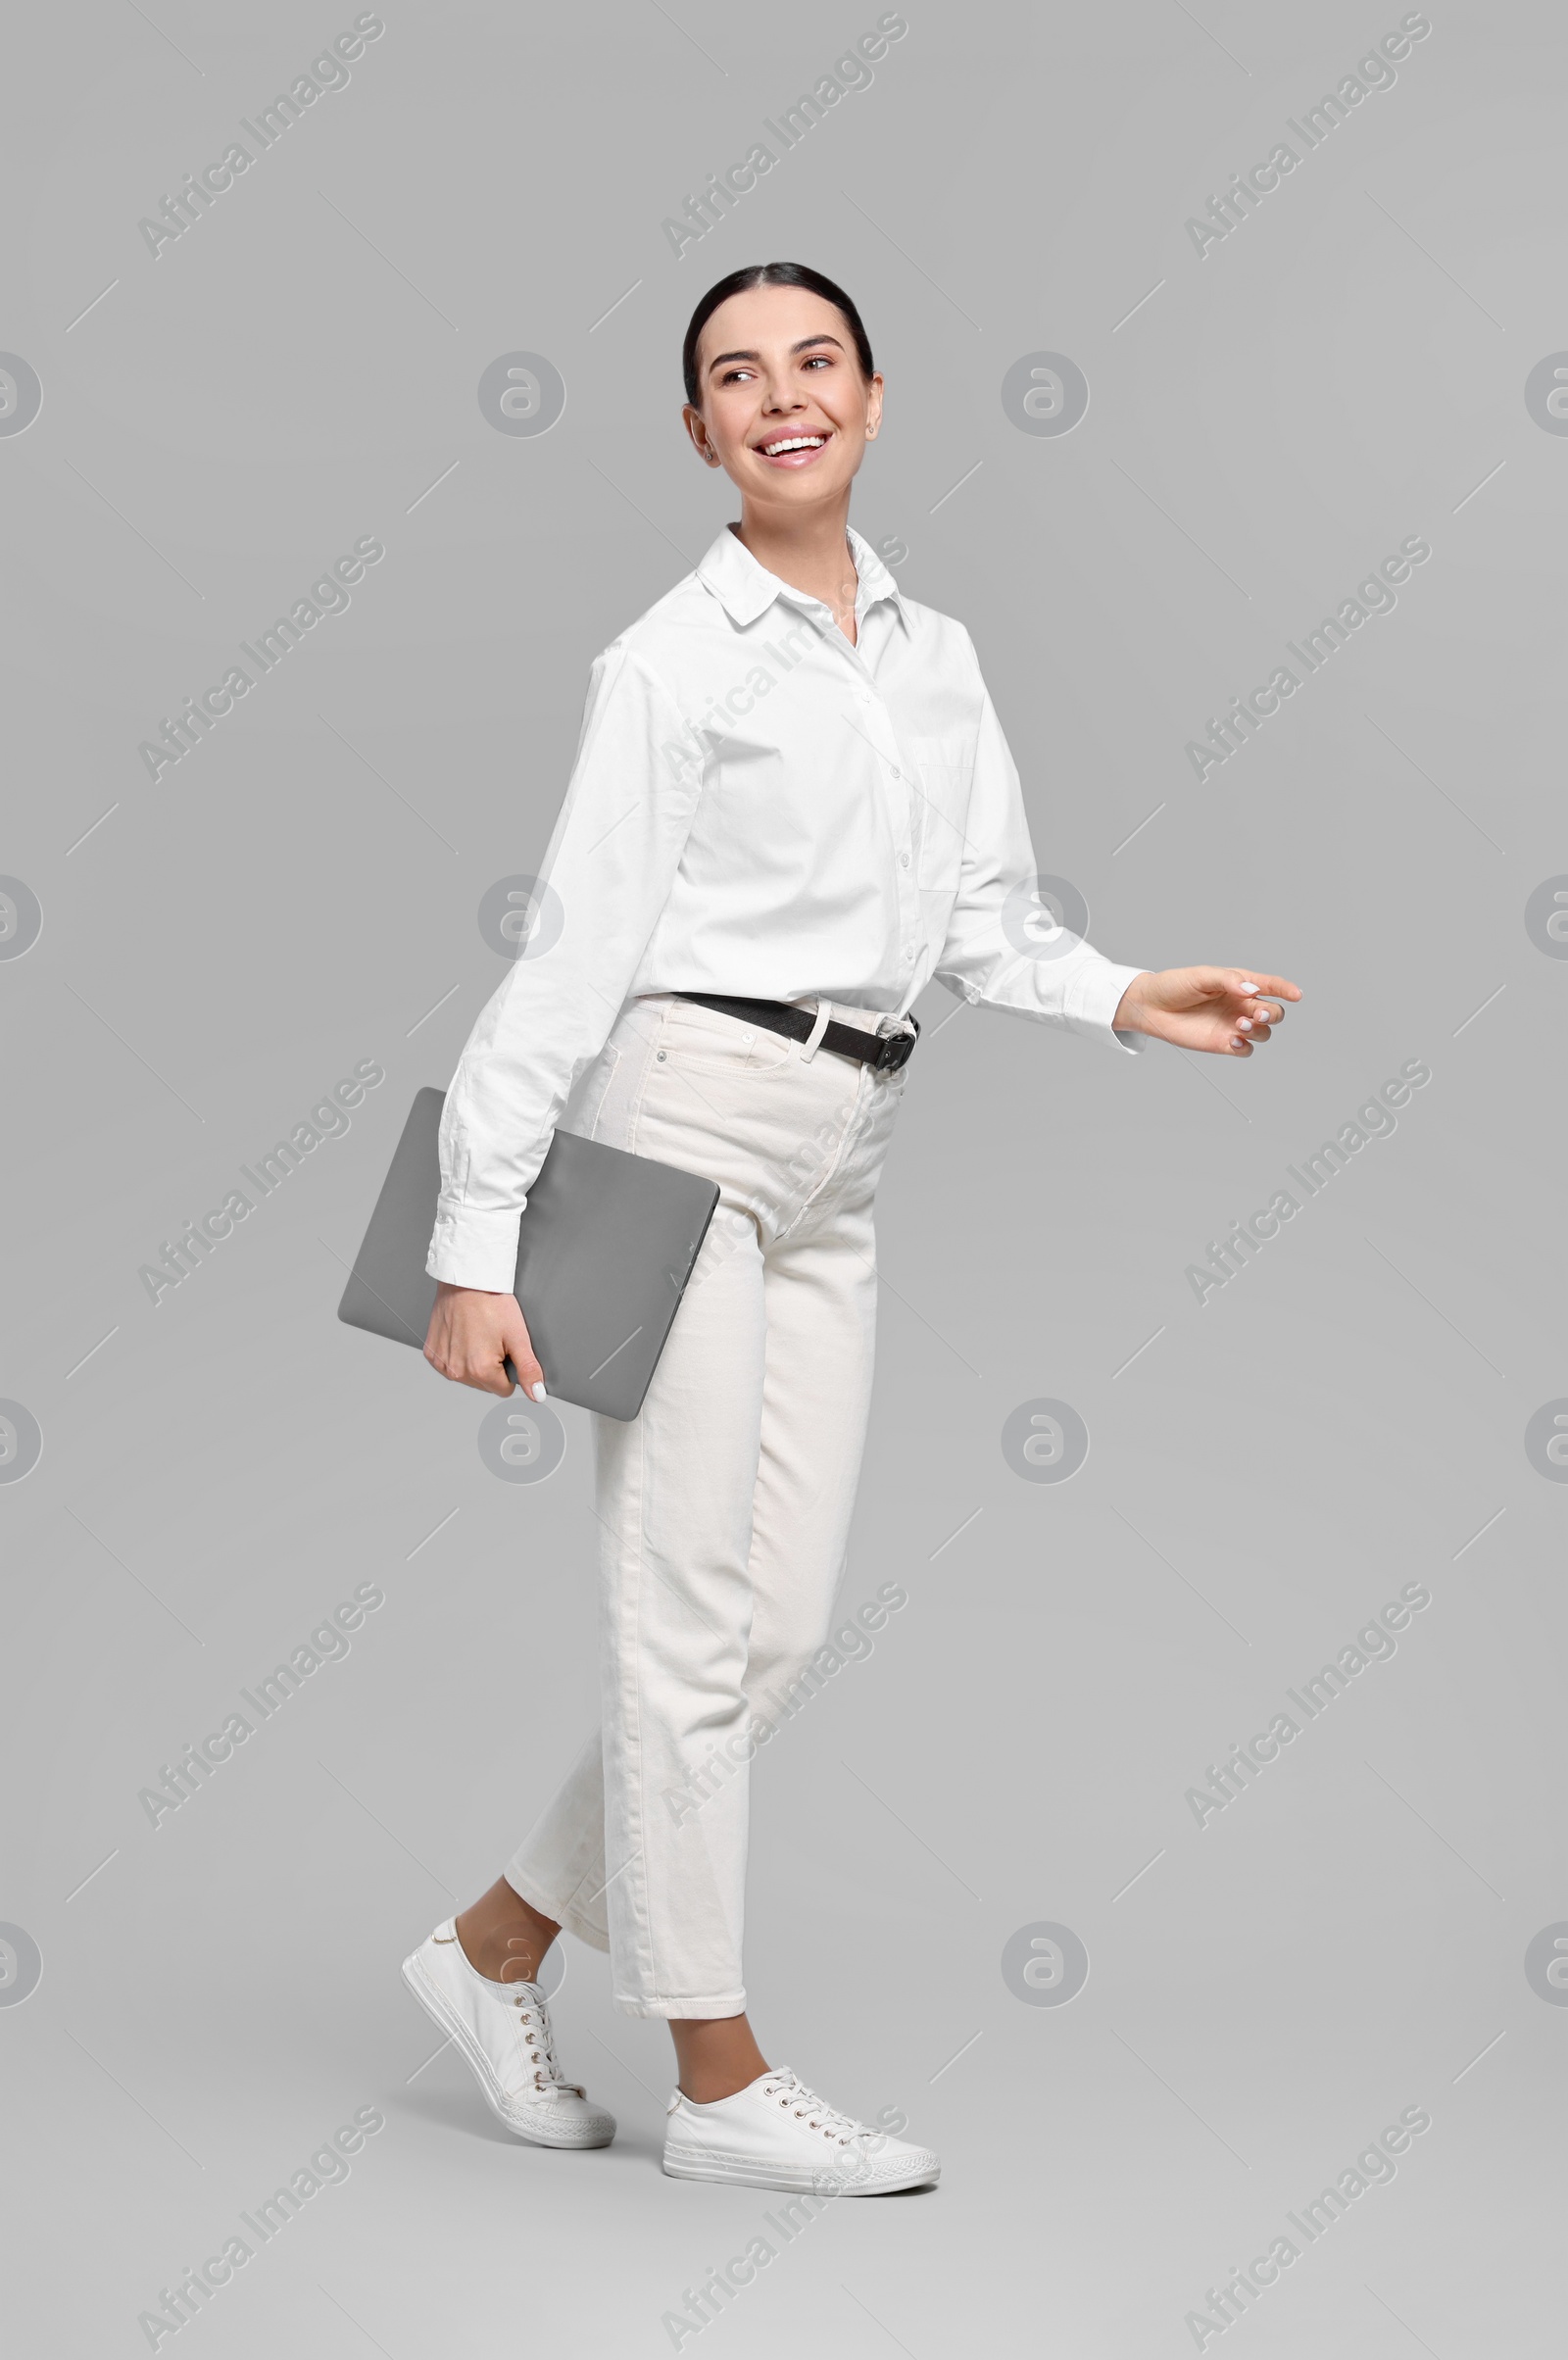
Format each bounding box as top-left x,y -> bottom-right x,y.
752,427 -> 833,469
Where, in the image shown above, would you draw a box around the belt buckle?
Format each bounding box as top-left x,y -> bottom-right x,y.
874,1019 -> 917,1073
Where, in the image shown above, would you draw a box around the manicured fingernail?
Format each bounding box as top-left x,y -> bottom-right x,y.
1230,1036 -> 1245,1050
530,1382 -> 547,1401
1237,1017 -> 1252,1031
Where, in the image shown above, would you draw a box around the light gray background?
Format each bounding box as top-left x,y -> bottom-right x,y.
3,1 -> 1564,2353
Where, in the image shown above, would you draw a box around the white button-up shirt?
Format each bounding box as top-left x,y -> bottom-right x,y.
428,522 -> 1148,1291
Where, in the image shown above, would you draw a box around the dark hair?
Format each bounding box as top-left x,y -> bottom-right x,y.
682,262 -> 874,408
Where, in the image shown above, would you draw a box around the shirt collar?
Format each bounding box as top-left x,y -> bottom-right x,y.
696,521 -> 907,632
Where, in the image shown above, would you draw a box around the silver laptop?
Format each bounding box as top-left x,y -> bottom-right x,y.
336,1087 -> 720,1421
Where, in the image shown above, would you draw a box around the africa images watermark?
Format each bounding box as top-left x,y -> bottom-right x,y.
1184,1057 -> 1431,1305
137,13 -> 387,258
1184,535 -> 1431,781
1182,2104 -> 1433,2347
135,2105 -> 386,2349
137,536 -> 386,785
662,11 -> 907,258
1184,1579 -> 1433,1829
138,1058 -> 386,1305
662,1580 -> 909,1826
137,1582 -> 386,1828
660,2108 -> 911,2349
1184,12 -> 1433,259
660,606 -> 843,789
654,574 -> 906,795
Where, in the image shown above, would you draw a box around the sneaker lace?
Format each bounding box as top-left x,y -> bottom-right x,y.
759,2066 -> 869,2147
510,1988 -> 585,2099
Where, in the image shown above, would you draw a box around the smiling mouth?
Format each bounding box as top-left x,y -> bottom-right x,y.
755,432 -> 831,467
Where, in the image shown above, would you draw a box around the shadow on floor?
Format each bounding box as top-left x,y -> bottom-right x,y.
388,2078 -> 665,2164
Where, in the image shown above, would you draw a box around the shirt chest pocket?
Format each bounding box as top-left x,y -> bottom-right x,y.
910,736 -> 970,891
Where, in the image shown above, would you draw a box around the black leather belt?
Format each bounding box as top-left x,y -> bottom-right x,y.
674,994 -> 920,1073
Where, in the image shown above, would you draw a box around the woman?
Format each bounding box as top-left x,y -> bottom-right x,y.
406,261 -> 1298,2192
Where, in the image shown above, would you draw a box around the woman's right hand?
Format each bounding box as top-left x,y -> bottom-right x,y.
423,1282 -> 544,1400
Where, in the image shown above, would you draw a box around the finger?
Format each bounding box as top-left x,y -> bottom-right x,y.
464,1337 -> 536,1398
1233,1016 -> 1272,1042
1225,1032 -> 1253,1055
501,1317 -> 546,1401
440,1337 -> 520,1396
1232,971 -> 1302,1004
449,1335 -> 514,1396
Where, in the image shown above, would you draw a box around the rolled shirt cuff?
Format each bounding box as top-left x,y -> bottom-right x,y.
1065,958 -> 1150,1055
426,1200 -> 523,1294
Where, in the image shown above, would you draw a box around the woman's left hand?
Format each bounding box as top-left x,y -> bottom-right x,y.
1111,966 -> 1301,1056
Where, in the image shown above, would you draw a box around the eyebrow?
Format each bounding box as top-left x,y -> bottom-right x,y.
706,334 -> 845,372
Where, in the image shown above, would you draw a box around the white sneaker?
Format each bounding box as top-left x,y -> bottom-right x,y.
662,2065 -> 939,2193
401,1920 -> 615,2148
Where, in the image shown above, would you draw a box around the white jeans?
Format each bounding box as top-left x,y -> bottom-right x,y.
506,991 -> 906,2017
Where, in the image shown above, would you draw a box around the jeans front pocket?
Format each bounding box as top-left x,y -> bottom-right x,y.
654,999 -> 796,1079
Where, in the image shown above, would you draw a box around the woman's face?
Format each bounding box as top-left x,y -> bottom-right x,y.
684,283 -> 883,510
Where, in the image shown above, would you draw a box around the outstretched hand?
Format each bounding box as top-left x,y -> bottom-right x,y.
1112,967 -> 1302,1056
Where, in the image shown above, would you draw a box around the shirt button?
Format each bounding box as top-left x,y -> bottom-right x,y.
890,765 -> 902,780
900,854 -> 910,868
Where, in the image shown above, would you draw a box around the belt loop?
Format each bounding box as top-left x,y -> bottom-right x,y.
799,1000 -> 832,1062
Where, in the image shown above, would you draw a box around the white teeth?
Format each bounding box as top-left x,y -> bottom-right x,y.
760,435 -> 826,456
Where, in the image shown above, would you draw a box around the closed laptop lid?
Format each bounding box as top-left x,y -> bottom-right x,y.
336,1087 -> 719,1420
